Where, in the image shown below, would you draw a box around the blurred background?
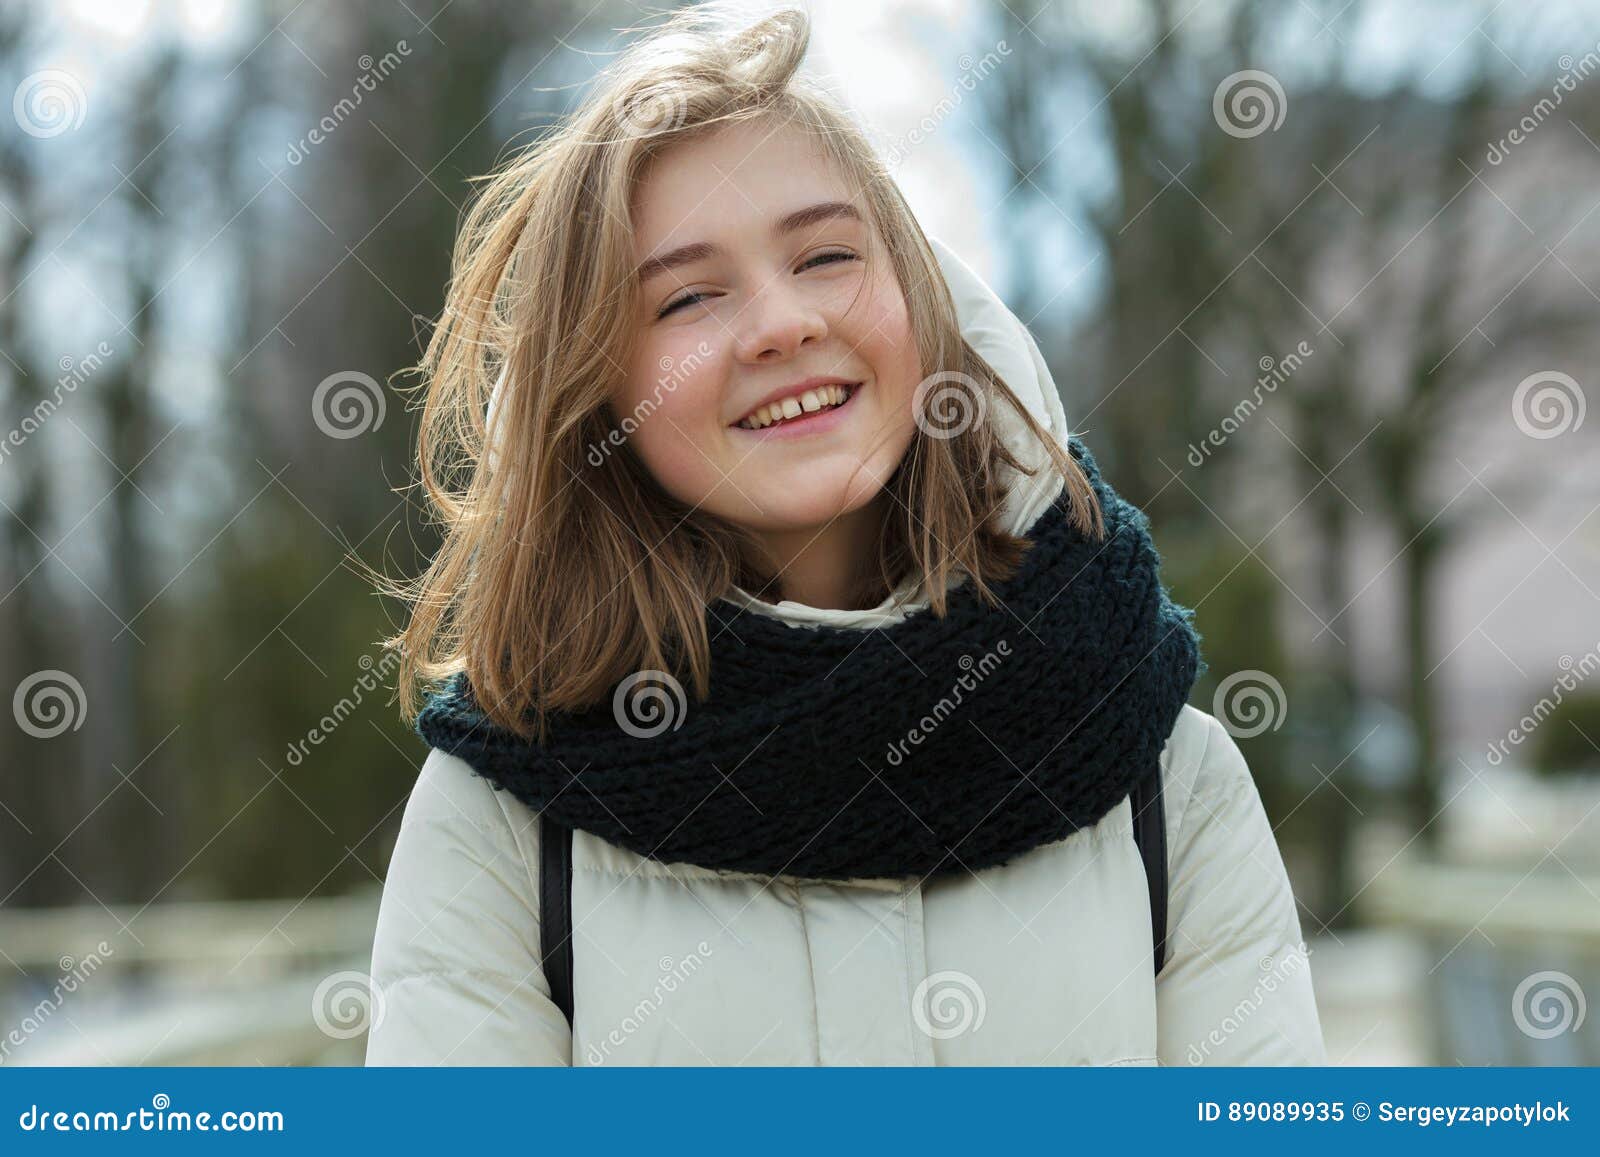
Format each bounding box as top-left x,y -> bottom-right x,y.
1,0 -> 1597,1066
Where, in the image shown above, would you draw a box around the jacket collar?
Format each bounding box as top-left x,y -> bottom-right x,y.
723,235 -> 1070,629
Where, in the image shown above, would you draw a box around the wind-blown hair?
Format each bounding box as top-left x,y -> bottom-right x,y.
379,2 -> 1103,740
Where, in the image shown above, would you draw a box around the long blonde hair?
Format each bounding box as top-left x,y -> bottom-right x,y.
379,3 -> 1103,741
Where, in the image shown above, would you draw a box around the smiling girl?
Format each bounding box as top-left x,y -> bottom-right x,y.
365,3 -> 1325,1066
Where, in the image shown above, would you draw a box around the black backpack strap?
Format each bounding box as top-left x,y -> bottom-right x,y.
1129,764 -> 1169,979
538,812 -> 575,1026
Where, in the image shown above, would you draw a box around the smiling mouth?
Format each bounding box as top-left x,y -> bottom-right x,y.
733,383 -> 857,430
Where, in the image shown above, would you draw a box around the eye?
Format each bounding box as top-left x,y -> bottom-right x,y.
655,251 -> 859,320
798,249 -> 858,272
657,290 -> 710,320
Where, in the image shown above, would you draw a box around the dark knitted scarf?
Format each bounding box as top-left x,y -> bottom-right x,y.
415,436 -> 1204,881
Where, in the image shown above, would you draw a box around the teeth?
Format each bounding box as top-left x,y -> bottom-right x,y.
737,384 -> 852,429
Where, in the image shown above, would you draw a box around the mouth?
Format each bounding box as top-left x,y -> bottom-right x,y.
731,382 -> 859,433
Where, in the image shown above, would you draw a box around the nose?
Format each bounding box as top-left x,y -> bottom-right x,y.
732,279 -> 827,364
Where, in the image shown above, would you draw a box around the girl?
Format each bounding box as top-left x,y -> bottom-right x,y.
364,4 -> 1325,1066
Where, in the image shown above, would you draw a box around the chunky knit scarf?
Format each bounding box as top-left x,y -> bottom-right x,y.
415,436 -> 1204,881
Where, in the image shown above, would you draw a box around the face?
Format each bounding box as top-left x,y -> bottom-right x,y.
615,118 -> 922,538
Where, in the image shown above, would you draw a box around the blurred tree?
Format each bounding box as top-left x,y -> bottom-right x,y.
0,4 -> 61,907
3,0 -> 634,907
79,45 -> 181,901
979,0 -> 1363,920
979,0 -> 1600,922
175,0 -> 601,901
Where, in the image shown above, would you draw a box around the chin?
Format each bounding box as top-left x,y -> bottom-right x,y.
735,476 -> 885,533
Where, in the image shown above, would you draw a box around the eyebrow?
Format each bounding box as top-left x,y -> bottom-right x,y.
635,200 -> 864,284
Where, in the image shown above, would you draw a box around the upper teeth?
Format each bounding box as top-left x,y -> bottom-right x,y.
737,384 -> 852,429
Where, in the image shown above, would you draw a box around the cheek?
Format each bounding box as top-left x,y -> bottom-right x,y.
618,344 -> 727,502
857,284 -> 922,407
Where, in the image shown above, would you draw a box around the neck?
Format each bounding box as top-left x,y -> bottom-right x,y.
750,493 -> 891,610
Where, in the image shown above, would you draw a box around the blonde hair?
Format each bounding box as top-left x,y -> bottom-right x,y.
379,2 -> 1103,740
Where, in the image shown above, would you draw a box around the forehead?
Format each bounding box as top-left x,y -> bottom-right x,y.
630,119 -> 859,255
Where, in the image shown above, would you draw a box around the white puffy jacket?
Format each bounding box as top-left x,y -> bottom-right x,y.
364,238 -> 1327,1067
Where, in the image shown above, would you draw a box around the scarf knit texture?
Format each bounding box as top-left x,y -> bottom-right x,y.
416,435 -> 1205,882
